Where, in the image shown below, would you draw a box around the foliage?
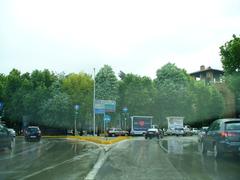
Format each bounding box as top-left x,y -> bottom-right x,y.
39,91 -> 72,128
224,73 -> 240,116
62,72 -> 93,129
118,74 -> 155,116
220,35 -> 240,116
220,34 -> 240,74
154,63 -> 194,126
95,65 -> 119,100
0,63 -> 227,130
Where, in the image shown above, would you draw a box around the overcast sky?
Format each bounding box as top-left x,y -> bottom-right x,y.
1,0 -> 240,79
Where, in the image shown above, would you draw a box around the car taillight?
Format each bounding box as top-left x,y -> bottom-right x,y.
220,132 -> 237,137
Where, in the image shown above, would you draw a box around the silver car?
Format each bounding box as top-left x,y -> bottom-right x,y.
174,127 -> 185,136
198,126 -> 208,142
8,128 -> 16,139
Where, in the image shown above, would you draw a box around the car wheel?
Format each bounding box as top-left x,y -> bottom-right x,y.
201,142 -> 207,155
213,143 -> 222,159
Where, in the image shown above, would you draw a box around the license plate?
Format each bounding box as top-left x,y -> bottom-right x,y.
149,132 -> 154,134
30,136 -> 36,138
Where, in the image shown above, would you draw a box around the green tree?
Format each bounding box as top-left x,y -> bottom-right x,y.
118,74 -> 155,116
39,90 -> 72,128
224,74 -> 240,116
220,34 -> 240,117
62,72 -> 93,129
220,34 -> 240,74
0,73 -> 6,102
4,69 -> 24,121
23,70 -> 57,124
154,63 -> 194,126
95,65 -> 119,100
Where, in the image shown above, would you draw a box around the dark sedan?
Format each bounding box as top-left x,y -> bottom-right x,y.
145,128 -> 160,139
0,124 -> 13,150
201,118 -> 240,158
25,126 -> 41,141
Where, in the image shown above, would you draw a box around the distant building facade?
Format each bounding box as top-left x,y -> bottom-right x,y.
190,65 -> 224,84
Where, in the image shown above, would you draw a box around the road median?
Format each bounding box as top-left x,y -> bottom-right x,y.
43,135 -> 131,145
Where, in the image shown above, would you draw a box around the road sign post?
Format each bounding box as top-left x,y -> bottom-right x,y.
103,114 -> 111,132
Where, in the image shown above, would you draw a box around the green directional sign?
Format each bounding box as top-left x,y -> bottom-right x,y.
95,100 -> 116,114
104,100 -> 116,112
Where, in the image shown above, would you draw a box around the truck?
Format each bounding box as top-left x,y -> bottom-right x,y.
166,116 -> 184,136
130,116 -> 153,136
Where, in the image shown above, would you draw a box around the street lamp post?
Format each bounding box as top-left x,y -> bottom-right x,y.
122,107 -> 128,130
93,68 -> 96,136
74,112 -> 77,136
74,104 -> 80,136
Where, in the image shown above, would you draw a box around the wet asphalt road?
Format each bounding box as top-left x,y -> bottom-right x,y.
1,136 -> 240,180
0,137 -> 100,180
96,136 -> 240,180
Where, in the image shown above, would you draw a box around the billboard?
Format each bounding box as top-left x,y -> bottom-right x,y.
132,116 -> 152,131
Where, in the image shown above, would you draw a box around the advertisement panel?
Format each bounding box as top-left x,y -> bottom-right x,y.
131,116 -> 153,135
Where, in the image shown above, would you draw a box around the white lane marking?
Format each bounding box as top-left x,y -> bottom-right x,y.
84,139 -> 130,180
19,148 -> 100,180
84,150 -> 108,180
158,140 -> 168,153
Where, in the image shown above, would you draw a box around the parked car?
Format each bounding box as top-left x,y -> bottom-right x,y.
165,128 -> 175,136
7,128 -> 16,139
191,128 -> 199,135
184,125 -> 193,136
0,124 -> 13,150
145,128 -> 160,139
107,128 -> 129,137
201,119 -> 240,158
24,126 -> 41,141
174,127 -> 185,136
198,126 -> 209,142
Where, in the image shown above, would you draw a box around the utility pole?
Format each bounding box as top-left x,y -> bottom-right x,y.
74,104 -> 80,136
93,68 -> 96,136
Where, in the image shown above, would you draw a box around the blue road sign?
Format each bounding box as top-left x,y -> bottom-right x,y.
123,107 -> 128,113
0,102 -> 3,110
104,115 -> 111,122
74,104 -> 80,111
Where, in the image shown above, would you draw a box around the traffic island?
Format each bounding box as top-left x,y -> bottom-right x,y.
43,135 -> 131,145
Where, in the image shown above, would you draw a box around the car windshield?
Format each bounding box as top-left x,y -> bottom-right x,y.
1,1 -> 240,179
225,122 -> 240,131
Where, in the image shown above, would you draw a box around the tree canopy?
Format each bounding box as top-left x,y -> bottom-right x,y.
220,34 -> 240,74
0,63 -> 228,131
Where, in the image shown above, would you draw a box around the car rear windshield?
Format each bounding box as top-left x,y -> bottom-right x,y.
225,122 -> 240,131
27,128 -> 39,132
